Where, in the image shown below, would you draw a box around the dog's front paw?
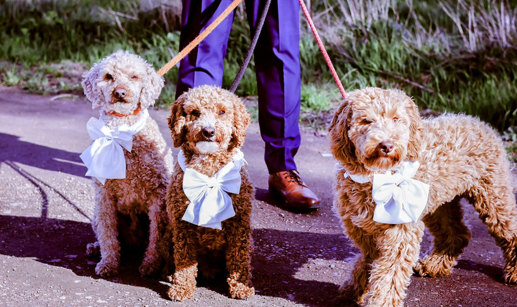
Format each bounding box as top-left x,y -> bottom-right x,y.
86,242 -> 100,258
139,255 -> 160,277
167,283 -> 195,301
337,282 -> 355,300
504,265 -> 517,284
337,281 -> 364,305
414,255 -> 454,278
227,277 -> 254,300
95,258 -> 118,277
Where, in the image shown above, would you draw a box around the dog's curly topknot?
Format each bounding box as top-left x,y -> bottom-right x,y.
329,87 -> 423,174
168,85 -> 250,151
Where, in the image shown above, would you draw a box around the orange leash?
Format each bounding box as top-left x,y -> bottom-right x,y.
298,0 -> 346,99
157,0 -> 346,100
157,0 -> 243,76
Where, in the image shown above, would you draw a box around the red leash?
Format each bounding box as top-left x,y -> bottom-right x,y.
157,0 -> 345,99
298,0 -> 347,100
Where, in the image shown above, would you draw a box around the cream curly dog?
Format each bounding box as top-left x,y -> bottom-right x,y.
166,85 -> 254,301
82,50 -> 173,277
329,87 -> 517,306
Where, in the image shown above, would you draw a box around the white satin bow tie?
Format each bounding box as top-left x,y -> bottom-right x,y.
178,149 -> 245,230
343,161 -> 429,224
80,110 -> 149,184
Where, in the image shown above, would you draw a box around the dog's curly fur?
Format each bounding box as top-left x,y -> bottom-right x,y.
82,50 -> 173,277
329,87 -> 517,306
165,85 -> 254,301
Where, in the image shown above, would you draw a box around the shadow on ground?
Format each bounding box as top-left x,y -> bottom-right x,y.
455,259 -> 504,283
0,212 -> 358,305
0,215 -> 172,298
0,132 -> 87,177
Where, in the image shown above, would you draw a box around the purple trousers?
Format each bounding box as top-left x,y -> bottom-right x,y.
176,0 -> 301,174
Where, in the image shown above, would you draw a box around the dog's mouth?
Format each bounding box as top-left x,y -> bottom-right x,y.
106,88 -> 143,116
195,128 -> 221,154
195,141 -> 219,154
201,135 -> 216,142
110,97 -> 129,104
363,144 -> 403,171
366,152 -> 400,164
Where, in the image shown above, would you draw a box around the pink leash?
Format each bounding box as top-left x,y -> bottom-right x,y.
298,0 -> 347,100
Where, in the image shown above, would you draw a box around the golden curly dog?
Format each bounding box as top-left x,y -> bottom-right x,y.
166,85 -> 254,301
82,50 -> 173,277
329,87 -> 517,306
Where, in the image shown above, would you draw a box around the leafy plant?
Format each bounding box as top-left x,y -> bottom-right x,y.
2,65 -> 21,86
0,0 -> 516,132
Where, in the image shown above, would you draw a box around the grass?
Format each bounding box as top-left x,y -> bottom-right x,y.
318,0 -> 517,131
2,65 -> 21,86
0,0 -> 516,135
0,62 -> 85,94
503,127 -> 517,162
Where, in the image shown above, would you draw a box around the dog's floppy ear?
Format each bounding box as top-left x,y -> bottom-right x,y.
141,62 -> 165,109
168,95 -> 187,148
405,96 -> 423,161
229,93 -> 250,150
328,100 -> 357,168
82,61 -> 103,109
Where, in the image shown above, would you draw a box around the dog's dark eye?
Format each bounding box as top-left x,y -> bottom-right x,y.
131,75 -> 139,80
218,110 -> 225,116
104,73 -> 113,81
190,110 -> 200,117
360,119 -> 373,125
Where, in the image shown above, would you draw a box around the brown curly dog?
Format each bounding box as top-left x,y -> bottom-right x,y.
82,50 -> 173,277
166,85 -> 254,301
329,87 -> 517,306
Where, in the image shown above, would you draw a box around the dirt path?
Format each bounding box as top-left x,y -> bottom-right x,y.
0,86 -> 516,306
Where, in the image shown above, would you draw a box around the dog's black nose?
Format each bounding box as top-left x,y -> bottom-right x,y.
113,87 -> 127,99
379,141 -> 394,154
202,127 -> 215,139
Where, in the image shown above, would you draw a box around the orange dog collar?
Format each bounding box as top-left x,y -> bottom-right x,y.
107,103 -> 142,117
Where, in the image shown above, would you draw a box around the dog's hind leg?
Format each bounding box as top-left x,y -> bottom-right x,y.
467,169 -> 517,284
364,223 -> 424,307
93,190 -> 120,277
139,197 -> 163,276
415,197 -> 471,278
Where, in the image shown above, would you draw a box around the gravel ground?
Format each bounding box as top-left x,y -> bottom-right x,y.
0,86 -> 516,306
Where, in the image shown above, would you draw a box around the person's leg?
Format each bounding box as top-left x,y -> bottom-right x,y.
176,0 -> 235,98
246,0 -> 319,210
246,0 -> 301,173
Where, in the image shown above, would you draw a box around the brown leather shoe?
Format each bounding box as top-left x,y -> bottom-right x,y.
268,170 -> 320,210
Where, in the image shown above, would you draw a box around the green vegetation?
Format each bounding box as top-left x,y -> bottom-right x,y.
0,0 -> 516,135
0,62 -> 85,94
316,0 -> 517,132
503,127 -> 517,162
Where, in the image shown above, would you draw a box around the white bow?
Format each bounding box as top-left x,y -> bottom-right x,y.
178,150 -> 245,230
80,110 -> 149,184
343,161 -> 429,224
